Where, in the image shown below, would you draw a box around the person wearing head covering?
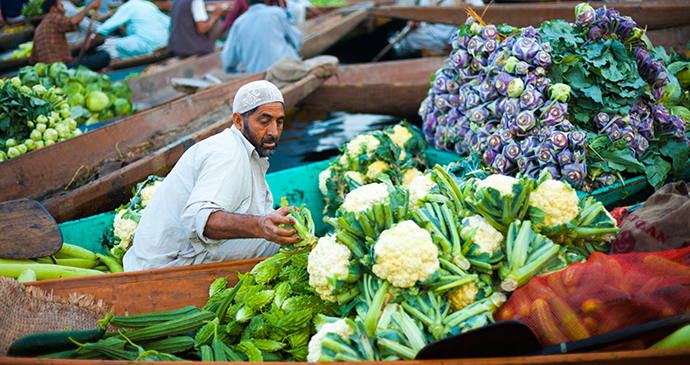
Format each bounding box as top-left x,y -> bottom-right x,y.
123,80 -> 300,272
220,0 -> 302,73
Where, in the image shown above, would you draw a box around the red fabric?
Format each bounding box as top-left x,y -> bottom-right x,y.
30,12 -> 76,65
495,246 -> 690,350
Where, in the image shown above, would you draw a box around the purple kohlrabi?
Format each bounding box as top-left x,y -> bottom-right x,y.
627,114 -> 641,129
652,104 -> 672,127
423,114 -> 438,140
560,119 -> 575,132
630,135 -> 649,157
471,55 -> 489,72
486,99 -> 501,120
434,126 -> 448,150
448,107 -> 462,120
540,42 -> 552,53
537,142 -> 558,165
606,124 -> 623,142
612,114 -> 629,127
492,153 -> 517,175
483,39 -> 499,55
620,126 -> 636,145
483,148 -> 498,165
588,26 -> 606,43
418,96 -> 432,116
549,131 -> 570,150
638,117 -> 654,139
478,79 -> 498,101
437,114 -> 448,126
494,72 -> 515,96
515,110 -> 537,135
446,79 -> 460,94
594,173 -> 618,188
499,128 -> 515,145
593,112 -> 611,129
434,93 -> 452,113
488,133 -> 503,152
557,149 -> 573,166
562,162 -> 586,187
539,101 -> 567,126
503,142 -> 521,162
520,136 -> 539,157
576,8 -> 596,28
507,78 -> 525,98
468,36 -> 485,57
614,16 -> 635,42
569,130 -> 586,146
465,90 -> 482,110
519,85 -> 545,110
448,94 -> 462,109
433,74 -> 449,93
533,51 -> 552,68
482,25 -> 499,40
515,61 -> 531,76
450,49 -> 472,69
535,77 -> 552,95
542,164 -> 562,180
470,105 -> 490,124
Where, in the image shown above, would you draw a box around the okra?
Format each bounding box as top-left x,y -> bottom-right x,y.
121,310 -> 215,342
110,305 -> 200,329
200,345 -> 214,361
80,342 -> 139,360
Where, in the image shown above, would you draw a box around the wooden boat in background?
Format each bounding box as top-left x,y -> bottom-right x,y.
126,6 -> 369,108
299,56 -> 443,119
371,1 -> 690,30
0,25 -> 33,50
0,38 -> 105,74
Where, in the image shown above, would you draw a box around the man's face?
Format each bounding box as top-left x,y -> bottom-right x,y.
55,0 -> 67,14
239,102 -> 285,158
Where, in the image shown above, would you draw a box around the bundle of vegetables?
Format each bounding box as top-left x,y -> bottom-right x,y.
656,45 -> 690,126
21,0 -> 44,17
0,76 -> 80,161
109,175 -> 164,261
308,0 -> 348,7
1,24 -> 31,34
11,41 -> 32,59
0,243 -> 123,282
319,122 -> 427,219
419,3 -> 690,191
304,163 -> 618,361
18,62 -> 134,126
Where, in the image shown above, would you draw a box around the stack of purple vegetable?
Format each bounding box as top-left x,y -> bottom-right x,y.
419,3 -> 688,191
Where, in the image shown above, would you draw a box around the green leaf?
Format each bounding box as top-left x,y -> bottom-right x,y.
659,139 -> 689,173
581,85 -> 603,104
643,155 -> 672,189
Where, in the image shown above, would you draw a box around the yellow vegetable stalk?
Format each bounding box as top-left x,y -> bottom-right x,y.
0,263 -> 104,280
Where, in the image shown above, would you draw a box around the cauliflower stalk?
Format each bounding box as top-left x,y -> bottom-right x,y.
372,220 -> 439,288
464,173 -> 532,231
307,235 -> 354,302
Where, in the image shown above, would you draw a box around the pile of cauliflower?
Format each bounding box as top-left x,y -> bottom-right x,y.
111,176 -> 163,260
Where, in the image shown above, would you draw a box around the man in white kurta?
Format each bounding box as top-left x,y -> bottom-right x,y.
123,81 -> 299,271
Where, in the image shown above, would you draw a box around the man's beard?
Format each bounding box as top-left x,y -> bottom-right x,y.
241,122 -> 278,158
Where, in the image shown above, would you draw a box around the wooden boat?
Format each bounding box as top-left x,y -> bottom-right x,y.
126,5 -> 369,108
371,0 -> 690,31
0,38 -> 105,74
4,148 -> 689,364
0,25 -> 33,50
299,56 -> 444,119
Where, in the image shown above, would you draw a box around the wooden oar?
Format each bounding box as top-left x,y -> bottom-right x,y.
75,10 -> 97,68
0,199 -> 63,259
416,313 -> 690,359
371,24 -> 411,63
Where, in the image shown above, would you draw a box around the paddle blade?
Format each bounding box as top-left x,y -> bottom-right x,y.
0,199 -> 63,259
415,320 -> 541,360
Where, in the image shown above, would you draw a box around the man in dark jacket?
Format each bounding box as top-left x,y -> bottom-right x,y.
168,0 -> 225,57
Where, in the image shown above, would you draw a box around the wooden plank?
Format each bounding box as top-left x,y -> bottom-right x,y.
0,26 -> 33,49
299,57 -> 443,117
0,39 -> 103,74
371,1 -> 690,30
299,7 -> 368,59
42,73 -> 329,222
107,47 -> 174,71
646,25 -> 690,54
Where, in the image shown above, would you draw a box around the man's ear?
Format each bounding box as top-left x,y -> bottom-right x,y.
232,112 -> 243,131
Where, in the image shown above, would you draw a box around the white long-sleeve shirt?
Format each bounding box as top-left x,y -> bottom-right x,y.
123,126 -> 279,271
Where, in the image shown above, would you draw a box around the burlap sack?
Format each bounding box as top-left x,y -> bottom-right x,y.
0,277 -> 112,356
611,181 -> 690,253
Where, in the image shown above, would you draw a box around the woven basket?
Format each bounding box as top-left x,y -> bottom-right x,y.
0,276 -> 112,356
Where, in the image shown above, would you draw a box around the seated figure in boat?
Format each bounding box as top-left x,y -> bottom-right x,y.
167,0 -> 225,57
392,0 -> 478,58
30,0 -> 110,71
1,0 -> 29,24
63,0 -> 102,45
87,0 -> 171,60
220,0 -> 302,73
122,80 -> 301,272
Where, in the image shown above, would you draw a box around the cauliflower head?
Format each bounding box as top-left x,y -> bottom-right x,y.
399,149 -> 407,161
386,125 -> 413,147
113,209 -> 139,249
319,167 -> 332,195
140,180 -> 162,207
461,215 -> 504,255
344,171 -> 364,185
476,174 -> 518,196
372,220 -> 439,288
342,183 -> 389,214
346,135 -> 380,158
366,160 -> 389,181
447,281 -> 479,312
529,179 -> 579,228
307,319 -> 355,362
407,174 -> 436,208
402,167 -> 422,187
307,235 -> 352,303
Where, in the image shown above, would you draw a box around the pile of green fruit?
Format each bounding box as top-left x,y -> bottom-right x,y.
18,62 -> 134,127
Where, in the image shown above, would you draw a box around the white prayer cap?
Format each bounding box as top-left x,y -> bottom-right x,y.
232,80 -> 284,114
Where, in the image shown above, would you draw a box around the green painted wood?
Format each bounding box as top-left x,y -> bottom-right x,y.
58,211 -> 116,255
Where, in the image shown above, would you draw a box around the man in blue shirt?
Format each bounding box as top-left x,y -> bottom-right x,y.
221,0 -> 302,74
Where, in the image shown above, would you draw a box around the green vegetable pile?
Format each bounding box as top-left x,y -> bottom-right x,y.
308,0 -> 348,7
18,62 -> 134,127
21,0 -> 44,17
0,76 -> 78,161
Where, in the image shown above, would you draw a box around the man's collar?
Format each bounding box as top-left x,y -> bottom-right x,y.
230,125 -> 265,160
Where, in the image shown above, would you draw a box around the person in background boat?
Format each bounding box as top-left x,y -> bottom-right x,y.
63,0 -> 102,45
30,0 -> 111,71
0,0 -> 29,24
391,0 -> 468,59
221,0 -> 285,34
221,0 -> 302,73
87,0 -> 170,60
167,0 -> 226,57
123,80 -> 300,272
85,0 -> 116,14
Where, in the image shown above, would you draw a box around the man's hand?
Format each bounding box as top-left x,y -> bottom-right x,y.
89,0 -> 101,12
261,206 -> 301,246
407,20 -> 421,31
